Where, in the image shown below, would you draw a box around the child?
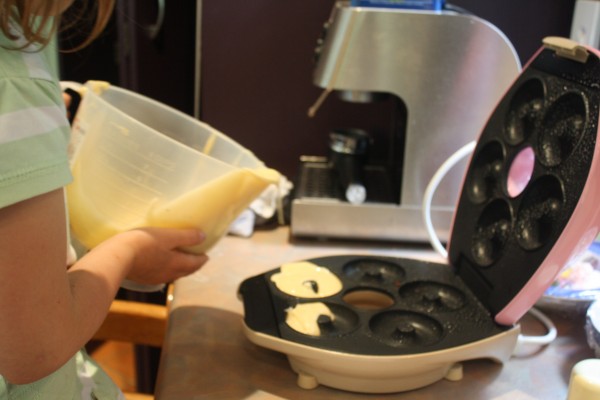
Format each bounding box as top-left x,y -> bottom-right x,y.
0,1 -> 209,398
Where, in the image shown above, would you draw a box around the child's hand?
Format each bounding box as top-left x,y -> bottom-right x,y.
94,227 -> 209,286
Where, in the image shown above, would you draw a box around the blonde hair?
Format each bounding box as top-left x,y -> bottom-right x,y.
0,0 -> 115,50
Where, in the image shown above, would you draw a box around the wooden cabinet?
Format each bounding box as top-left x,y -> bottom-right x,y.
60,0 -> 198,116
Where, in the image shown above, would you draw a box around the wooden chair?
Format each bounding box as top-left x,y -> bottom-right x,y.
91,297 -> 169,400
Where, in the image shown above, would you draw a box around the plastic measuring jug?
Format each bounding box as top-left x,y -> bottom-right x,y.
67,81 -> 279,254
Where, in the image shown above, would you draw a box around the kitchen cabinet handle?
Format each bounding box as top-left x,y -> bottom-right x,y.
143,0 -> 165,39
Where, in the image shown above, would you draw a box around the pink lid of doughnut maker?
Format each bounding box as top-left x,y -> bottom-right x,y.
447,37 -> 600,326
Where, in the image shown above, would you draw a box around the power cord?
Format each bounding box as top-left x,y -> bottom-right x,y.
421,140 -> 557,349
421,140 -> 476,259
517,307 -> 558,345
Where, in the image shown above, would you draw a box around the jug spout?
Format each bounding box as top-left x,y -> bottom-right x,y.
147,167 -> 280,253
247,167 -> 281,185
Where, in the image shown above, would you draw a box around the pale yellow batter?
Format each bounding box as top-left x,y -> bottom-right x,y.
270,261 -> 343,298
285,302 -> 335,336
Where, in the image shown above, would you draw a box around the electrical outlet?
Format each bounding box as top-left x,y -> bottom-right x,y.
571,0 -> 600,48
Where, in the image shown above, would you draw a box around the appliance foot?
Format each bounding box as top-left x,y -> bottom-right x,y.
445,363 -> 464,381
297,372 -> 319,389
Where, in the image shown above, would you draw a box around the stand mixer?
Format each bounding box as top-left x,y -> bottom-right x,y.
291,1 -> 521,243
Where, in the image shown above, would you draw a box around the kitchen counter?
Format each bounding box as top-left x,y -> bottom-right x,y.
154,227 -> 594,399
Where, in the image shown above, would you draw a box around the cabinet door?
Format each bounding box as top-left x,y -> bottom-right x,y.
117,0 -> 198,115
60,0 -> 198,116
199,0 -> 340,178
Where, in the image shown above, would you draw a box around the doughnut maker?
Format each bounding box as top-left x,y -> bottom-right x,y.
238,37 -> 600,393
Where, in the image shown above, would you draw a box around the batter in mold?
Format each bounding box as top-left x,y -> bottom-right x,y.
270,261 -> 343,298
285,302 -> 336,336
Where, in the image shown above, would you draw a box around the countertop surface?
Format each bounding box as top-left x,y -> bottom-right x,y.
155,227 -> 595,399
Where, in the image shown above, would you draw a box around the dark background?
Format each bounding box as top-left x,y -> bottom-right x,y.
61,0 -> 578,179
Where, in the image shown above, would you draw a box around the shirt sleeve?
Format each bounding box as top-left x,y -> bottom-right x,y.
0,76 -> 72,208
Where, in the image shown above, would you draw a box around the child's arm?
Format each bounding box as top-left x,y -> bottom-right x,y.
0,189 -> 208,384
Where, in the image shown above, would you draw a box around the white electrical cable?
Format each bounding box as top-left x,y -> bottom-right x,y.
422,140 -> 476,259
517,307 -> 558,346
422,140 -> 557,348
